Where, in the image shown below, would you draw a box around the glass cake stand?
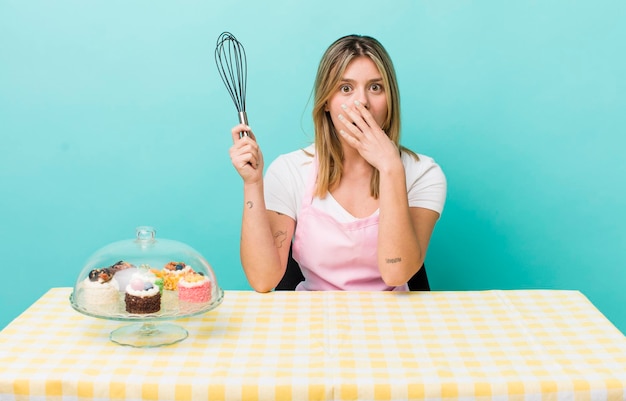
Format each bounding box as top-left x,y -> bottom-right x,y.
69,226 -> 224,348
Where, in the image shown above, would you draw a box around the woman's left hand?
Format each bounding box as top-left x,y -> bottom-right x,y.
337,101 -> 401,171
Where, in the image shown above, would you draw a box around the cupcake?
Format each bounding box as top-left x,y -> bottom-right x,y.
161,261 -> 191,290
178,272 -> 211,303
78,269 -> 120,312
124,276 -> 161,314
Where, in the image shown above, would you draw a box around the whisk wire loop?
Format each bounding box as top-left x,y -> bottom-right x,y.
215,32 -> 248,130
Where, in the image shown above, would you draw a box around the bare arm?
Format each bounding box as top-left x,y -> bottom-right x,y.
377,161 -> 439,285
240,194 -> 295,292
229,124 -> 295,292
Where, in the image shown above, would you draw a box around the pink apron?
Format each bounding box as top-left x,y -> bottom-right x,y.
292,158 -> 409,291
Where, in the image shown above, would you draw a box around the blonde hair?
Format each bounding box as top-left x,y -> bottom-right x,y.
312,34 -> 416,199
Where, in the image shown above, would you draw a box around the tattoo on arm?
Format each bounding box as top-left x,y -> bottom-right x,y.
246,201 -> 253,209
273,230 -> 287,248
385,257 -> 402,264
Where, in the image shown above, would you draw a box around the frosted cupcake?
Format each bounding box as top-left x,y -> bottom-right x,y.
78,268 -> 120,312
161,261 -> 191,290
178,272 -> 211,303
124,277 -> 161,314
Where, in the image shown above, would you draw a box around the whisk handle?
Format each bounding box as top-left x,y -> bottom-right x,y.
238,111 -> 249,138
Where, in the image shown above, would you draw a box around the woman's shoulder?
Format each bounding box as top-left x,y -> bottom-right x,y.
401,148 -> 446,185
264,145 -> 314,219
279,144 -> 315,161
401,149 -> 447,213
401,149 -> 442,171
269,144 -> 315,171
267,145 -> 315,178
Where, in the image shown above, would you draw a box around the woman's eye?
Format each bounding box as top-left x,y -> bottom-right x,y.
370,83 -> 382,92
340,85 -> 351,93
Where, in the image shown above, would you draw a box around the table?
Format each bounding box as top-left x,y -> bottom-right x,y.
1,289 -> 625,401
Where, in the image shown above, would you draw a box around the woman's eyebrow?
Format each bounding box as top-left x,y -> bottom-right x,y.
339,77 -> 383,83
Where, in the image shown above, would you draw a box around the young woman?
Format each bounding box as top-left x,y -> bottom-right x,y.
229,35 -> 446,292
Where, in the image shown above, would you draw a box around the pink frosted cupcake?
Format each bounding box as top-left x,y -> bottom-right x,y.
178,272 -> 211,303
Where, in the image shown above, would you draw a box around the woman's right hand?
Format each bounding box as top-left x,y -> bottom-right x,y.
229,123 -> 264,184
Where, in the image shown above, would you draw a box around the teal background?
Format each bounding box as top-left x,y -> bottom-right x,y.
1,1 -> 625,333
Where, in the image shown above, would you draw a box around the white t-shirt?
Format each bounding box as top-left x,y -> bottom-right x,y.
264,145 -> 446,220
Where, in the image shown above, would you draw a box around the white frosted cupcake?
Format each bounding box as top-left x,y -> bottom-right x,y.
78,276 -> 120,312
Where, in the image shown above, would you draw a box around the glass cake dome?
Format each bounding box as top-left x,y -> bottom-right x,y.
70,226 -> 224,347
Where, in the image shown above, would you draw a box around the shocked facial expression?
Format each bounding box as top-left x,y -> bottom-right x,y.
326,56 -> 388,134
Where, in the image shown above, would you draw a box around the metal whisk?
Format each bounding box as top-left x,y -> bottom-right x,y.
215,32 -> 249,137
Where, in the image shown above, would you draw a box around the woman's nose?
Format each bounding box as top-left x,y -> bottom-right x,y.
355,91 -> 369,109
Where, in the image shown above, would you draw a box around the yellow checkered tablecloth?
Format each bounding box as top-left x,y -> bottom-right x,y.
0,288 -> 625,401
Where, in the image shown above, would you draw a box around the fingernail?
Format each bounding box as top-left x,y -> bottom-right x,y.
354,100 -> 361,106
338,114 -> 345,120
341,103 -> 347,110
339,130 -> 346,136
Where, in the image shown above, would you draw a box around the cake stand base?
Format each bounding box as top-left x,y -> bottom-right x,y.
110,322 -> 188,348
